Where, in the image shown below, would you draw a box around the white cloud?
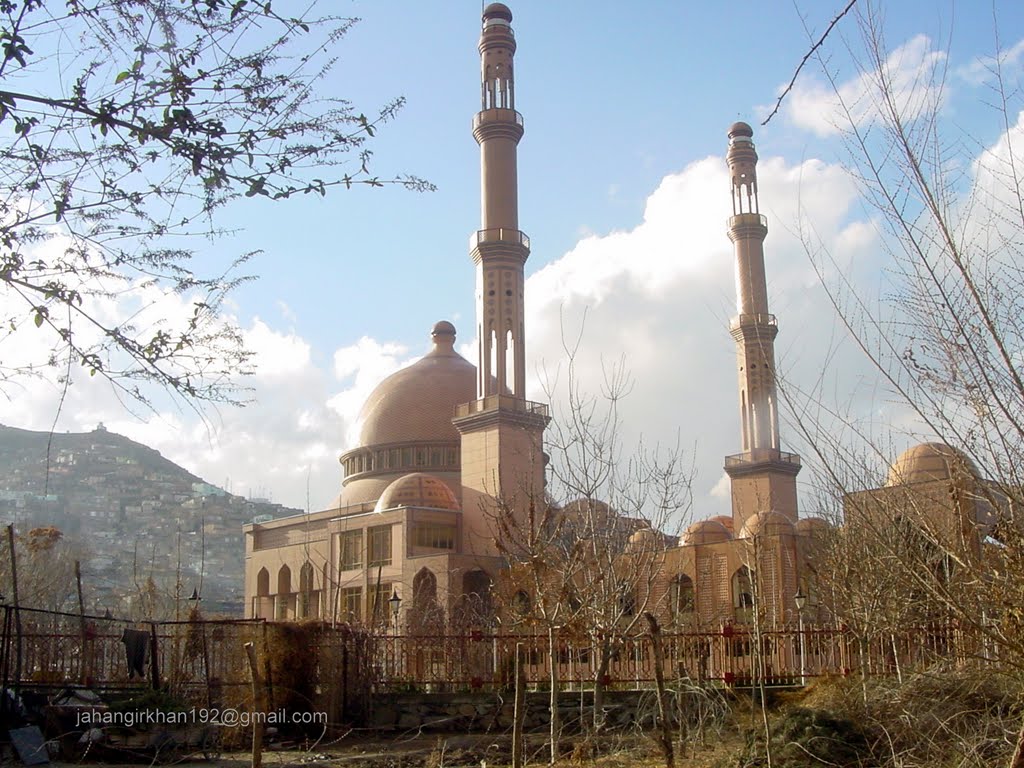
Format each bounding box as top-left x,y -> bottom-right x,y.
328,337 -> 411,450
957,37 -> 1024,87
779,34 -> 947,138
245,319 -> 311,378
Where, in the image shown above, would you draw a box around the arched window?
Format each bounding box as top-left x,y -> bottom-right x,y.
512,590 -> 532,617
300,562 -> 314,593
670,574 -> 695,621
733,566 -> 754,609
411,568 -> 442,632
277,564 -> 292,595
617,582 -> 637,617
256,568 -> 270,596
456,570 -> 494,628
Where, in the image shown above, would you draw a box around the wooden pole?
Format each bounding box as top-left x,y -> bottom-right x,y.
548,626 -> 560,767
245,642 -> 265,768
75,560 -> 88,684
6,525 -> 22,696
149,622 -> 161,690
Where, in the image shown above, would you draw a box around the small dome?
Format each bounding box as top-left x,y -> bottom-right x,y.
683,519 -> 732,546
886,442 -> 979,486
355,322 -> 475,448
560,498 -> 614,522
483,3 -> 512,22
374,473 -> 460,513
710,515 -> 735,534
795,517 -> 831,537
728,121 -> 754,140
627,527 -> 660,551
739,510 -> 795,539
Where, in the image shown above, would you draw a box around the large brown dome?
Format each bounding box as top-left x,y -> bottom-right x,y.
355,321 -> 475,447
886,442 -> 979,486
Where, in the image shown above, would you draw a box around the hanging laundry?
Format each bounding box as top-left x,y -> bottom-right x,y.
120,629 -> 149,679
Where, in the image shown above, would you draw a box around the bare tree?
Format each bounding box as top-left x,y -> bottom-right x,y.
0,0 -> 429,411
539,340 -> 693,732
784,2 -> 1024,763
493,494 -> 585,766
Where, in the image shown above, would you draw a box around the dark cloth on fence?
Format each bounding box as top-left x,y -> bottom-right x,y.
120,629 -> 149,678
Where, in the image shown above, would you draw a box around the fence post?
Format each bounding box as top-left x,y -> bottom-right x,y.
512,642 -> 524,768
75,561 -> 87,684
149,622 -> 160,690
6,525 -> 21,696
244,642 -> 264,768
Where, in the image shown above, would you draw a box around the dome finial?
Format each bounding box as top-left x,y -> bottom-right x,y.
431,320 -> 456,351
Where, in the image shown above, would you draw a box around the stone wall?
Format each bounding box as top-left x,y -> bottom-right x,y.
369,690 -> 658,733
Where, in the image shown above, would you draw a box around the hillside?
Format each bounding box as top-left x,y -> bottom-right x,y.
0,423 -> 300,615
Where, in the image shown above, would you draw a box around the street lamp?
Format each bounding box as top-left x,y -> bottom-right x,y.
388,589 -> 402,635
794,589 -> 808,686
388,589 -> 403,682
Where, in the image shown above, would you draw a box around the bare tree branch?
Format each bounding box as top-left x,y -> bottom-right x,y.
762,0 -> 859,126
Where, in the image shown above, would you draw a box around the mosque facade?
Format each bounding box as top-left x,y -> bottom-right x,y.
242,3 -> 991,632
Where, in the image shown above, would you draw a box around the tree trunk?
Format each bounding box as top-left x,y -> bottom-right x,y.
512,642 -> 525,768
645,613 -> 674,768
593,638 -> 611,732
548,626 -> 560,765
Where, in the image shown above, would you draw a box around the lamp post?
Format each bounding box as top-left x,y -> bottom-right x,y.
388,589 -> 402,635
388,590 -> 403,682
794,589 -> 807,686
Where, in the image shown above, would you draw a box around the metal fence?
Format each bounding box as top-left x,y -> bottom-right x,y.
2,605 -> 263,703
369,622 -> 980,691
0,604 -> 988,702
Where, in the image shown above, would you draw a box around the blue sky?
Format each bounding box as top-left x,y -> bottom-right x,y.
4,0 -> 1023,521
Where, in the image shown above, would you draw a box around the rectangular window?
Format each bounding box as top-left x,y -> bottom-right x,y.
413,524 -> 456,550
340,587 -> 361,622
368,582 -> 392,624
340,530 -> 363,570
368,526 -> 392,567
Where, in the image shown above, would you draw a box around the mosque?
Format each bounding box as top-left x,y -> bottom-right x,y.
242,3 -> 993,631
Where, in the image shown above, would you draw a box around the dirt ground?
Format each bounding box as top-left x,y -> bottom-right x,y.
46,732 -> 706,768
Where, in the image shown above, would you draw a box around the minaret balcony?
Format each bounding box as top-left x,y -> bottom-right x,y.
470,227 -> 530,250
724,449 -> 802,477
730,313 -> 777,331
455,394 -> 548,419
728,212 -> 767,229
453,395 -> 551,432
473,109 -> 523,130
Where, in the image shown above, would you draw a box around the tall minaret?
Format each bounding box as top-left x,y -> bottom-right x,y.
723,122 -> 800,530
473,1 -> 526,399
454,3 -> 548,555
